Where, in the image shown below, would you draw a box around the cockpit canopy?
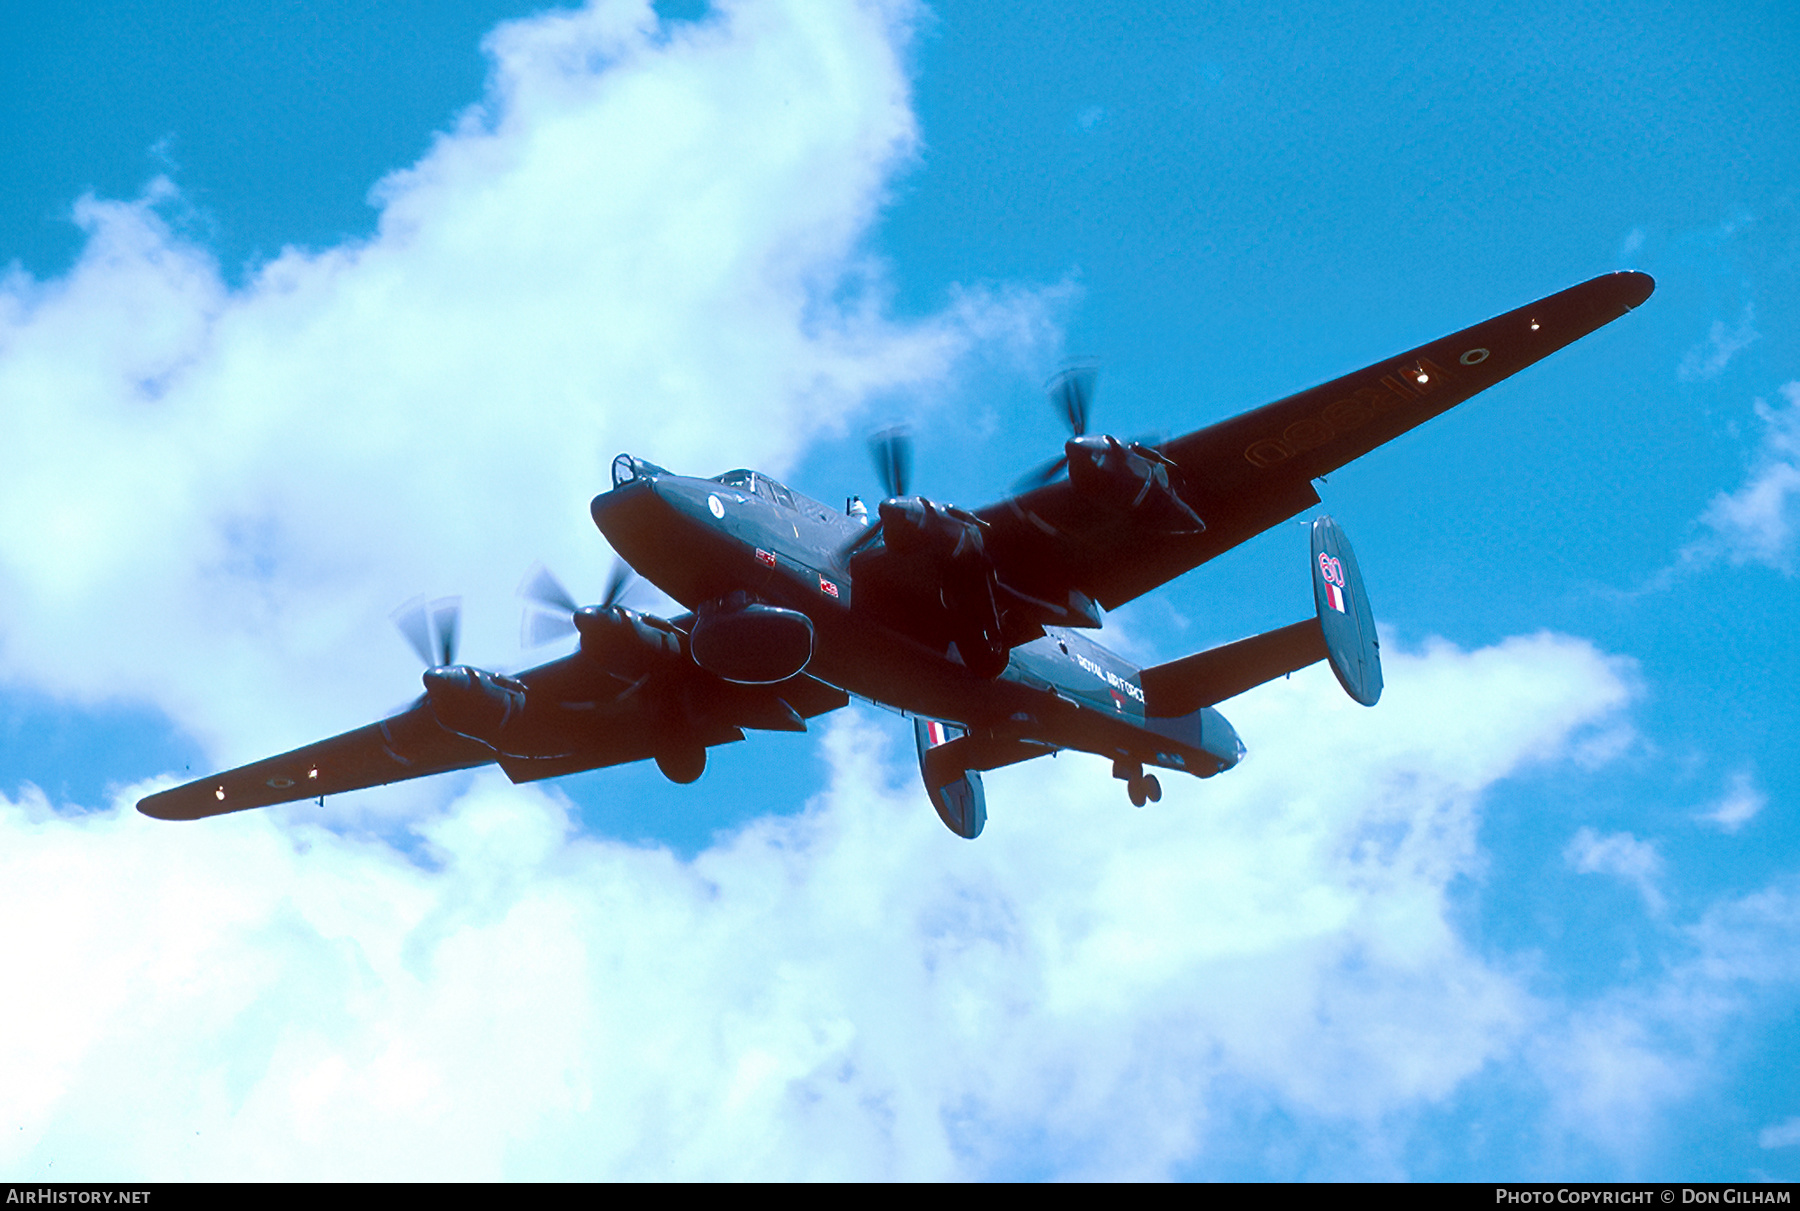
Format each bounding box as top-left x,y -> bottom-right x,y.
610,453 -> 667,488
609,454 -> 828,519
713,468 -> 796,510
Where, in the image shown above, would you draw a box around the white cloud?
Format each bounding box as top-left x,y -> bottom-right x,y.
1679,383 -> 1800,574
1531,879 -> 1800,1167
1678,304 -> 1758,382
3,0 -> 1796,1182
1,633 -> 1645,1180
1761,1117 -> 1800,1149
1701,768 -> 1766,833
1565,827 -> 1665,914
0,0 -> 1057,783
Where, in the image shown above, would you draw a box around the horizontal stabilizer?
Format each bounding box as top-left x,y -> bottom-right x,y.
1140,619 -> 1327,717
1140,513 -> 1384,717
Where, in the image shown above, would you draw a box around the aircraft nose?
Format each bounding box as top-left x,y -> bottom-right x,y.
591,475 -> 655,530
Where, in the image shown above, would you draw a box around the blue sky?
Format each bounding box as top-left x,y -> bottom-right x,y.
2,0 -> 1798,1181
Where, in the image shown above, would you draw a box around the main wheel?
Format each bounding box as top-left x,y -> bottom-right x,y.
1143,774 -> 1162,803
955,631 -> 1009,679
1127,777 -> 1147,807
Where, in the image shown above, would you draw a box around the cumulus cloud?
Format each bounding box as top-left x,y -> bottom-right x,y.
5,0 -> 1796,1183
1677,383 -> 1800,575
1678,304 -> 1758,382
1527,878 -> 1800,1168
3,633 -> 1650,1180
1565,827 -> 1665,915
1701,768 -> 1767,833
0,0 -> 1056,782
1762,1117 -> 1800,1150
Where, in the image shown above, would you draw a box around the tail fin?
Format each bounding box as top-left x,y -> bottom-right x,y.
1140,514 -> 1381,714
915,719 -> 987,839
1309,514 -> 1381,705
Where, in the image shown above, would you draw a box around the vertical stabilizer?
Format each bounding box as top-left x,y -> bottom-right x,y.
1310,515 -> 1382,705
914,718 -> 987,839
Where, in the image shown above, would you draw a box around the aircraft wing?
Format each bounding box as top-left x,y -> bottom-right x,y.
138,647 -> 848,820
136,701 -> 495,820
974,271 -> 1654,612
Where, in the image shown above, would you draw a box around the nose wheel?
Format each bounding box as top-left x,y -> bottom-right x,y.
1112,759 -> 1162,807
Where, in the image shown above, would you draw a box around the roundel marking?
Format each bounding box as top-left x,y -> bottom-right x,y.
266,776 -> 295,789
1459,348 -> 1490,366
707,494 -> 725,519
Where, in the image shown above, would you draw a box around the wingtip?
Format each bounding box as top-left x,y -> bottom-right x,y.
1614,269 -> 1656,309
136,782 -> 229,821
136,791 -> 194,821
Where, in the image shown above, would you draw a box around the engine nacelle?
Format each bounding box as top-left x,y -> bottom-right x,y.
689,593 -> 815,684
422,665 -> 528,746
1065,435 -> 1204,534
574,605 -> 684,674
876,497 -> 988,563
869,498 -> 1010,678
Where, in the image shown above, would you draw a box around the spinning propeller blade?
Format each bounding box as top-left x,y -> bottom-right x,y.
520,564 -> 579,616
869,427 -> 913,499
1049,361 -> 1096,439
518,559 -> 637,647
392,596 -> 462,668
1015,361 -> 1099,490
430,600 -> 459,668
843,427 -> 916,560
600,560 -> 634,609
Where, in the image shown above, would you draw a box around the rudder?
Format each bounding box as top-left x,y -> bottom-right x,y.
1311,515 -> 1382,705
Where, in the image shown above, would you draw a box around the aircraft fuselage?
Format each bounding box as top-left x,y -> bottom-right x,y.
590,462 -> 1243,782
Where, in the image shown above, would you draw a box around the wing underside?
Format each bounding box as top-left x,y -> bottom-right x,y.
975,271 -> 1654,612
136,703 -> 493,820
138,652 -> 849,820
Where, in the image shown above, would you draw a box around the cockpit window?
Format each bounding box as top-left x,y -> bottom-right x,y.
711,469 -> 797,510
612,453 -> 666,487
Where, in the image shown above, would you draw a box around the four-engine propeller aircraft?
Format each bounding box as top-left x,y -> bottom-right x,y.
138,272 -> 1654,838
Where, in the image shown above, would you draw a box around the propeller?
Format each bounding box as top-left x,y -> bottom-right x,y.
1015,361 -> 1098,490
1013,362 -> 1170,492
868,426 -> 913,499
518,560 -> 636,647
393,596 -> 462,669
842,428 -> 917,560
1049,361 -> 1096,440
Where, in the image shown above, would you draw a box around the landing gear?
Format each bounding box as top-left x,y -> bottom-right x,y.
1125,773 -> 1161,807
1112,759 -> 1162,808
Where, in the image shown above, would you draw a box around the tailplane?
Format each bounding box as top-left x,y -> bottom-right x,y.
1140,514 -> 1381,715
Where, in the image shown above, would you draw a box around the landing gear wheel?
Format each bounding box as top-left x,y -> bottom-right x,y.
1127,777 -> 1147,808
1143,774 -> 1161,803
953,632 -> 1009,680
